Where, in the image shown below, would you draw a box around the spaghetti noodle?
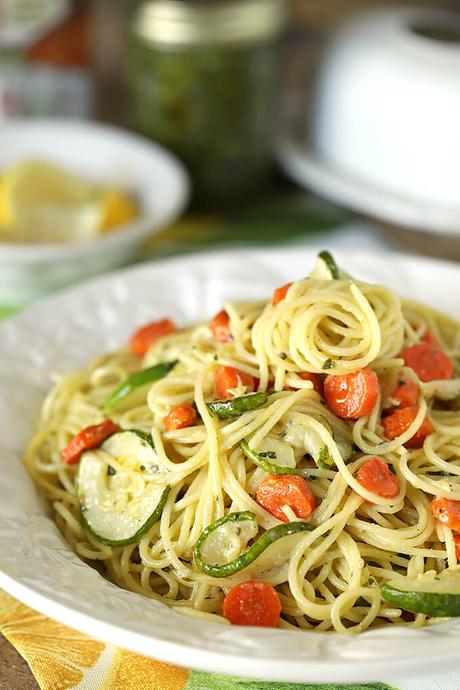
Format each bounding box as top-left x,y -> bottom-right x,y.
24,252 -> 460,633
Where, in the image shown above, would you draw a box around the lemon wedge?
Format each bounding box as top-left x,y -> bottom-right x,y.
100,188 -> 138,231
0,160 -> 139,244
11,161 -> 104,243
0,174 -> 14,229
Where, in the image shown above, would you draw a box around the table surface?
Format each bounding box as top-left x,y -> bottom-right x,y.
0,636 -> 38,690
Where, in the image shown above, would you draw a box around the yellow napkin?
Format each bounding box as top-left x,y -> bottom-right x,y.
0,590 -> 188,690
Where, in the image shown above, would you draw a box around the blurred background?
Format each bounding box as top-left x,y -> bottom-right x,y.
0,0 -> 460,309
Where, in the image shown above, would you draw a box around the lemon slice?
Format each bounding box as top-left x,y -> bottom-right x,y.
100,188 -> 138,231
4,160 -> 104,243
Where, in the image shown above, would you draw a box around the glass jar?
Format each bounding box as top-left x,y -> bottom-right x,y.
126,0 -> 286,207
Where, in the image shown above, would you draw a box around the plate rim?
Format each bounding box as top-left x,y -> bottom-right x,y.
277,137 -> 460,236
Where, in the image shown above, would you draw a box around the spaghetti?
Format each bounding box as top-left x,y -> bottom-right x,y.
24,252 -> 460,633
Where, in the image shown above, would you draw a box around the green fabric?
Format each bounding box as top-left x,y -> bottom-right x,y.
185,673 -> 397,690
0,304 -> 19,320
143,193 -> 349,259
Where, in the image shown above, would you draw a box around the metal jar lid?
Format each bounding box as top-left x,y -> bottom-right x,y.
133,0 -> 286,47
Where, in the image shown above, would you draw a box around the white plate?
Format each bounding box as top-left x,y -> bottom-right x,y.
278,139 -> 460,236
1,247 -> 460,684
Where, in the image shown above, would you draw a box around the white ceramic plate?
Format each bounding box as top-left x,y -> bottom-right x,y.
278,139 -> 460,236
2,247 -> 460,684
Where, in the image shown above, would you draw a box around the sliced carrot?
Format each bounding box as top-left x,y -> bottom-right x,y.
356,457 -> 400,500
163,402 -> 197,430
324,367 -> 379,419
61,419 -> 120,465
223,580 -> 281,627
381,405 -> 433,449
387,376 -> 419,409
129,318 -> 176,358
214,365 -> 255,400
421,329 -> 438,346
209,309 -> 232,343
431,497 -> 460,532
401,342 -> 452,382
454,533 -> 460,560
255,474 -> 316,523
272,282 -> 292,306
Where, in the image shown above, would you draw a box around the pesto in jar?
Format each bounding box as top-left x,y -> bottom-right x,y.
126,1 -> 285,207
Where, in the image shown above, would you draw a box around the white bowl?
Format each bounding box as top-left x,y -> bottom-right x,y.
0,120 -> 190,304
307,7 -> 460,229
2,247 -> 460,684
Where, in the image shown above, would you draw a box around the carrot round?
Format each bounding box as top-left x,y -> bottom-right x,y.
381,405 -> 433,449
401,342 -> 452,382
431,497 -> 460,532
209,309 -> 232,343
223,580 -> 281,627
272,282 -> 292,306
324,367 -> 379,419
421,329 -> 437,346
164,402 -> 197,431
61,419 -> 120,465
356,457 -> 400,500
214,365 -> 255,400
129,318 -> 176,358
387,376 -> 418,409
255,475 -> 316,522
454,533 -> 460,560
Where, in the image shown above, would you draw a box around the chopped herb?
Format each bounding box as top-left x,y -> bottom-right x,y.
107,465 -> 116,476
139,465 -> 146,471
279,352 -> 288,360
322,359 -> 335,370
259,451 -> 277,459
213,354 -> 218,361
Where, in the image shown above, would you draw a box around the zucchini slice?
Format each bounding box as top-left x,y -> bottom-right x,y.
381,570 -> 460,616
284,414 -> 354,469
310,251 -> 347,281
77,429 -> 169,546
194,511 -> 313,577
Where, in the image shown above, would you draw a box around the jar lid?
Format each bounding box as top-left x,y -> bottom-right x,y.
133,0 -> 286,47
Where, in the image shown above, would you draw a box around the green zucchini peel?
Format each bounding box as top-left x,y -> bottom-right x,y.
206,392 -> 267,420
194,511 -> 313,577
104,360 -> 178,410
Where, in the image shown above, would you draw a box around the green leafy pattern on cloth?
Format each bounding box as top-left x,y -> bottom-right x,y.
185,672 -> 398,690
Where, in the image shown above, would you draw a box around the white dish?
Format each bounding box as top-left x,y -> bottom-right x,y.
279,6 -> 460,236
311,8 -> 460,212
2,247 -> 460,683
278,139 -> 460,236
0,120 -> 189,304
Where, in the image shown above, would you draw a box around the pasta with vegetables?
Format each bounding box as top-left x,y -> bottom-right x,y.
25,252 -> 460,633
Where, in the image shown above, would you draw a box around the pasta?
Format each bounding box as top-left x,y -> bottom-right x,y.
24,252 -> 460,633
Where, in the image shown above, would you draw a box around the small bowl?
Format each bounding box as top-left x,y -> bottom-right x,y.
0,119 -> 190,304
279,7 -> 460,240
